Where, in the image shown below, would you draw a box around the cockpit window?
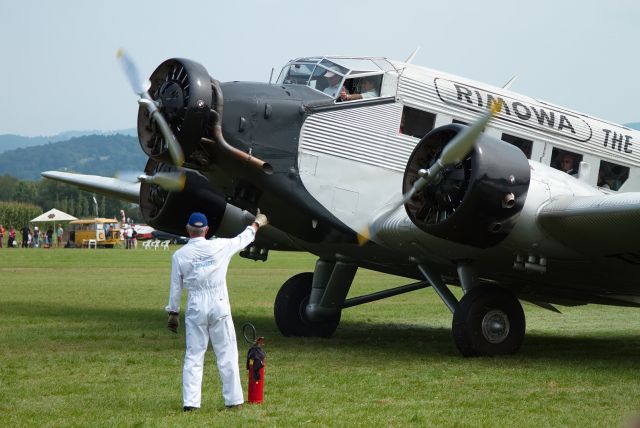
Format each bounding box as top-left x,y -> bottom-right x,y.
277,63 -> 316,85
342,75 -> 382,100
277,56 -> 392,100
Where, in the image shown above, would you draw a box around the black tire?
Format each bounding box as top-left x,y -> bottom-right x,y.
274,272 -> 341,338
452,285 -> 525,357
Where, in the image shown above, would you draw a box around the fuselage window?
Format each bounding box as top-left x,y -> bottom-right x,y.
502,133 -> 533,159
400,106 -> 436,139
598,160 -> 629,191
551,148 -> 582,176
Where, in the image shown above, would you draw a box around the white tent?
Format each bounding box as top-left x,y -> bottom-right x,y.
31,208 -> 78,223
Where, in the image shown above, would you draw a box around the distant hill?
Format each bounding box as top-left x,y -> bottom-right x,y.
0,134 -> 147,180
0,129 -> 136,154
624,122 -> 640,131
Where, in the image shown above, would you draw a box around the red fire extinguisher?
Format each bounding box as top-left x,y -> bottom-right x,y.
243,323 -> 266,404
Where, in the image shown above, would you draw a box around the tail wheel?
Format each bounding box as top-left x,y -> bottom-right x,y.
452,285 -> 525,357
274,272 -> 340,338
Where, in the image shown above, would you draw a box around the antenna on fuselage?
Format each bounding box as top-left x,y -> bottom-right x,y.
404,47 -> 420,64
502,75 -> 518,90
269,67 -> 274,84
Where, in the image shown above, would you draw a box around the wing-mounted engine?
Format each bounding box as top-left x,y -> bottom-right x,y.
139,159 -> 254,238
402,124 -> 530,248
138,58 -> 214,168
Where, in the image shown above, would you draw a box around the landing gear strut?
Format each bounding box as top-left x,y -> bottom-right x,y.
419,264 -> 525,356
273,272 -> 341,338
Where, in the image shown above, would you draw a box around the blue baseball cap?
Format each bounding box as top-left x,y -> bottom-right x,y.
187,212 -> 208,228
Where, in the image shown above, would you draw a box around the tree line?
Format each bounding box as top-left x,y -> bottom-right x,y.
0,134 -> 147,180
0,174 -> 141,229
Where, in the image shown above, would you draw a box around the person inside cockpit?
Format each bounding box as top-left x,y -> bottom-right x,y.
323,70 -> 343,98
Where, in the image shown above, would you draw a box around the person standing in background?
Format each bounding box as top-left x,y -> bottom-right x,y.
0,224 -> 4,248
56,224 -> 64,247
8,226 -> 16,248
46,227 -> 53,248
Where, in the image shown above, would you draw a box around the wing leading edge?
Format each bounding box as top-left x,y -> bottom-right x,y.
41,171 -> 140,204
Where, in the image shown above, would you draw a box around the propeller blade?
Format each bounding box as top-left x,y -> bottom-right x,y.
116,49 -> 145,96
116,49 -> 185,167
358,100 -> 503,245
138,171 -> 186,192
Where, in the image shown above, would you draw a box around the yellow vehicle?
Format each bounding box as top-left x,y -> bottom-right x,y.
69,218 -> 121,248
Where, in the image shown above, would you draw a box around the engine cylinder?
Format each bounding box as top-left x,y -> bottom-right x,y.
137,58 -> 215,166
139,159 -> 253,238
402,124 -> 530,248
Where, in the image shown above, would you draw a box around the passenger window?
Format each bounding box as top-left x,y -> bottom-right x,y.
551,148 -> 582,176
502,133 -> 533,159
598,160 -> 629,191
400,106 -> 436,139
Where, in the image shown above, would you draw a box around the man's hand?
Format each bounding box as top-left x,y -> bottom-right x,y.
254,209 -> 268,228
167,312 -> 179,333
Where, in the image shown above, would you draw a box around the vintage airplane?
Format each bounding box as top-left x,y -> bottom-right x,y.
43,51 -> 640,356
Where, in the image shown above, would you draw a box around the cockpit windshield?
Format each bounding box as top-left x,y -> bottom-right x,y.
276,56 -> 394,100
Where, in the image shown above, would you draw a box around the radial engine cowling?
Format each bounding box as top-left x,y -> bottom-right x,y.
138,58 -> 215,167
139,159 -> 254,238
402,124 -> 530,248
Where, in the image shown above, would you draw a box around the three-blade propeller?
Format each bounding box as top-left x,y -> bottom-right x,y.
116,49 -> 186,192
357,100 -> 503,245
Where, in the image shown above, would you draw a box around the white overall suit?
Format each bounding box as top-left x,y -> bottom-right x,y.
166,226 -> 256,408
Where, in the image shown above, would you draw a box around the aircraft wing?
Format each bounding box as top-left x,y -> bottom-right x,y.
538,192 -> 640,257
41,171 -> 140,204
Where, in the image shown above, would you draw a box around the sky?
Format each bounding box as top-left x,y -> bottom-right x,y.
1,0 -> 639,137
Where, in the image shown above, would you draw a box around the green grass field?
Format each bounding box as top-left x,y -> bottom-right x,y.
1,247 -> 639,427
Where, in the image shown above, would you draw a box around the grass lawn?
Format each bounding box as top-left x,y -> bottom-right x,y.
1,247 -> 639,427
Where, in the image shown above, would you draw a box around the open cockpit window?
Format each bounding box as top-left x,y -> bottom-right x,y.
341,74 -> 383,101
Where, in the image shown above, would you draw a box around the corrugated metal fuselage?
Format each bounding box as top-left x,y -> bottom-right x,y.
198,70 -> 640,307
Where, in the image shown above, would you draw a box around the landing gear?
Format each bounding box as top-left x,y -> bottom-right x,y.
274,272 -> 341,338
452,285 -> 525,357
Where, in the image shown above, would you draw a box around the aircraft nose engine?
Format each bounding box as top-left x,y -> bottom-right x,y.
137,58 -> 214,166
138,159 -> 254,238
402,124 -> 530,248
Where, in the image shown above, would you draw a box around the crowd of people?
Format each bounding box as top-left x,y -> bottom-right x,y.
0,223 -> 63,248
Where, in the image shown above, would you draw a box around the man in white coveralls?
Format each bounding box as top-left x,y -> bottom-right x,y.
165,211 -> 268,411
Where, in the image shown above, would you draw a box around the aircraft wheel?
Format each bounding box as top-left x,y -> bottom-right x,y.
452,285 -> 525,357
274,272 -> 340,338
